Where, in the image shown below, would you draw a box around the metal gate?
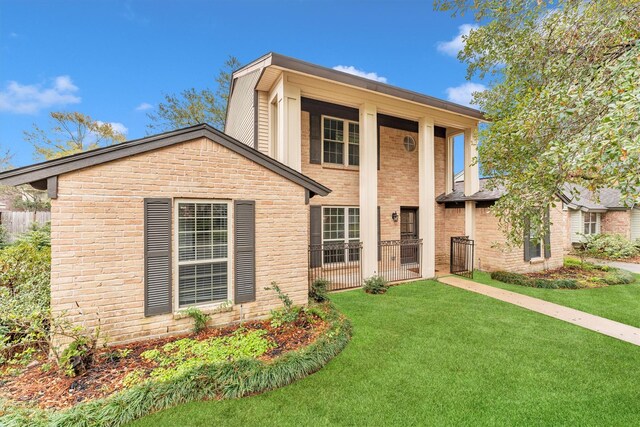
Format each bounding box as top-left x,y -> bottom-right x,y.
450,236 -> 474,278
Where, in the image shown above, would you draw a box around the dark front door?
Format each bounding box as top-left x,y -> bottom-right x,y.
400,208 -> 418,264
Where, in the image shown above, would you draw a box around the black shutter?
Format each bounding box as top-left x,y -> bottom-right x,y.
235,200 -> 256,304
523,217 -> 531,262
544,208 -> 551,259
144,198 -> 172,316
310,205 -> 322,268
377,206 -> 381,261
310,113 -> 322,164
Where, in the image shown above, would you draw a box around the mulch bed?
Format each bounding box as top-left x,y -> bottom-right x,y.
0,316 -> 327,410
525,265 -> 608,283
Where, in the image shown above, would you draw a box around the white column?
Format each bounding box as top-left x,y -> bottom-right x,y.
445,133 -> 455,195
419,117 -> 436,279
464,125 -> 479,239
359,102 -> 378,278
283,83 -> 302,171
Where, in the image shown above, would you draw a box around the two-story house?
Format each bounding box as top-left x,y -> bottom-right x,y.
0,52 -> 563,345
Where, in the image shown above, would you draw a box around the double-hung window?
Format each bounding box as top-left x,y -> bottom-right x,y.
322,207 -> 360,263
527,227 -> 542,259
322,116 -> 359,166
583,212 -> 600,235
176,201 -> 229,307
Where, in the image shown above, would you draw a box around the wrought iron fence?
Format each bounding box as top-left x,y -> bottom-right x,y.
378,239 -> 423,283
450,236 -> 474,278
308,241 -> 363,291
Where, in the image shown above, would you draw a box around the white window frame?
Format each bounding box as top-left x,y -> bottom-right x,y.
322,206 -> 360,264
583,212 -> 601,235
173,199 -> 232,311
321,115 -> 359,167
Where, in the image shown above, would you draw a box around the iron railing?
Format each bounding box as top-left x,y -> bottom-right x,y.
450,236 -> 474,278
378,239 -> 423,283
308,241 -> 363,291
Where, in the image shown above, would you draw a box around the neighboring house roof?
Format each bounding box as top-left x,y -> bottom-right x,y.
232,52 -> 485,122
559,184 -> 636,212
0,124 -> 331,198
436,178 -> 503,203
437,179 -> 637,212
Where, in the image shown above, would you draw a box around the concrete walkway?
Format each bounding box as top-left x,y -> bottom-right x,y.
587,258 -> 640,274
438,275 -> 640,347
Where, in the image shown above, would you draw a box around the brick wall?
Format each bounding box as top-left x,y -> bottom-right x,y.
601,211 -> 631,239
51,137 -> 309,345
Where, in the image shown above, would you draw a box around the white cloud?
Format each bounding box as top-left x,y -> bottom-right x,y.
332,65 -> 387,83
445,82 -> 486,107
96,121 -> 128,135
135,102 -> 153,111
0,75 -> 81,114
437,24 -> 479,57
9,32 -> 18,38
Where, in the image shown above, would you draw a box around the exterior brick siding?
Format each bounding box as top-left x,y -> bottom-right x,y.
51,137 -> 309,345
601,211 -> 632,239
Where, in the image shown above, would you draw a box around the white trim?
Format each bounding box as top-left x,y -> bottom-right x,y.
321,115 -> 360,167
173,198 -> 232,312
321,206 -> 360,265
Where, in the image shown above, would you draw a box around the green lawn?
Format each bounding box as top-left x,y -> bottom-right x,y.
474,271 -> 640,328
131,281 -> 640,426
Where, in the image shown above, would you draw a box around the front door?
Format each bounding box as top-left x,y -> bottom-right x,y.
400,208 -> 418,264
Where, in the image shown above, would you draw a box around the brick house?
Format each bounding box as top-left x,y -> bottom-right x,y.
561,185 -> 640,249
0,52 -> 564,345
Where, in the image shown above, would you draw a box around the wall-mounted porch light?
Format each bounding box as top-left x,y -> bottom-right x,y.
391,211 -> 399,222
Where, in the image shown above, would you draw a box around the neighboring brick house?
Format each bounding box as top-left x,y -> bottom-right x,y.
560,185 -> 640,249
0,52 -> 569,345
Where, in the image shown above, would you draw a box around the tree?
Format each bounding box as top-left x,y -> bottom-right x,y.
436,0 -> 640,245
146,55 -> 241,132
24,112 -> 126,161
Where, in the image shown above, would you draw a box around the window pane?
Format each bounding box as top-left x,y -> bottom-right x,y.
348,143 -> 359,166
348,123 -> 359,144
178,262 -> 228,306
348,208 -> 360,239
323,118 -> 343,141
324,140 -> 344,164
323,208 -> 345,240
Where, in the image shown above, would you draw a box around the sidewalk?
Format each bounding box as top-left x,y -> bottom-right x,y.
586,258 -> 640,274
438,275 -> 640,347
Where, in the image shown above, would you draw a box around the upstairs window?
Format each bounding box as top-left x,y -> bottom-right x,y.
323,116 -> 359,166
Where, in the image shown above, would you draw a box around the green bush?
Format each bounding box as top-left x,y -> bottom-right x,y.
265,282 -> 301,328
309,278 -> 330,302
490,271 -> 579,289
183,307 -> 210,334
582,233 -> 639,259
598,269 -> 636,286
363,275 -> 388,294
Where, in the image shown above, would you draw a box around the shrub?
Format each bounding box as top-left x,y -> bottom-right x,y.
582,233 -> 639,260
363,275 -> 388,294
265,282 -> 301,328
16,222 -> 51,250
598,269 -> 636,286
184,307 -> 210,334
309,279 -> 329,303
59,334 -> 98,377
490,271 -> 579,289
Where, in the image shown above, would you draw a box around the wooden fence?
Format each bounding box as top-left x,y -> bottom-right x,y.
0,210 -> 51,241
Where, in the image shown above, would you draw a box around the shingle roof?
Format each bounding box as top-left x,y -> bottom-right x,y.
436,178 -> 504,203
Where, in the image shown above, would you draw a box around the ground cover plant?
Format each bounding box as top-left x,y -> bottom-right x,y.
490,258 -> 635,290
578,233 -> 640,261
130,281 -> 640,426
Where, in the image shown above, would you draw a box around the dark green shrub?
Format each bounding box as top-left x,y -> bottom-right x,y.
490,271 -> 532,287
491,271 -> 579,289
60,335 -> 98,377
363,275 -> 388,294
583,233 -> 639,259
309,279 -> 329,302
599,268 -> 636,286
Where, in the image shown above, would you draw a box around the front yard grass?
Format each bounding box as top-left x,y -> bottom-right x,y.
131,280 -> 640,426
474,270 -> 640,328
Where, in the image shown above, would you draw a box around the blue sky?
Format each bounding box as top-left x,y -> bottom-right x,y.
0,0 -> 483,169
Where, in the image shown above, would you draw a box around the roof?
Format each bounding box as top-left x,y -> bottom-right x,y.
436,178 -> 504,203
0,124 -> 331,198
233,52 -> 485,122
559,184 -> 636,212
437,179 -> 637,211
